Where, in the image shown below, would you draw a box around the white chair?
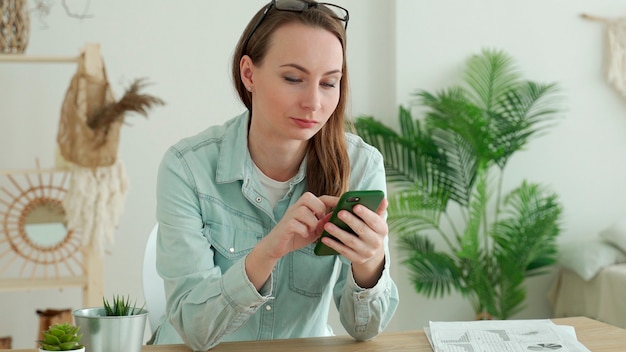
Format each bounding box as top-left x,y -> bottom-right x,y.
142,223 -> 166,334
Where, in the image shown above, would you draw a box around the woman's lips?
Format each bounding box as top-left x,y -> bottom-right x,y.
292,118 -> 318,128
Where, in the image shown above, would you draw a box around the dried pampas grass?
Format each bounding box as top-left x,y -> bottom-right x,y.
87,78 -> 165,142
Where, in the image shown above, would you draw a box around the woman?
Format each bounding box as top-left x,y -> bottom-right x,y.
154,1 -> 399,350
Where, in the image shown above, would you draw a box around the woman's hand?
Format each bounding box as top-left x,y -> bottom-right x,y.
320,198 -> 389,288
263,192 -> 338,258
245,192 -> 337,290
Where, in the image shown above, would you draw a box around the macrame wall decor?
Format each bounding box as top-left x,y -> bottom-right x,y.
56,43 -> 164,255
0,0 -> 30,53
581,13 -> 626,99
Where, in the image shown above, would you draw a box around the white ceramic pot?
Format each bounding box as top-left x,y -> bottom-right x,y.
39,348 -> 85,352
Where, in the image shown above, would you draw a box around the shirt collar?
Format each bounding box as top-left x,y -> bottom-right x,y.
215,112 -> 307,186
216,112 -> 251,184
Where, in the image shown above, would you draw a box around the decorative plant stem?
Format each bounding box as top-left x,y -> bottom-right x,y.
88,78 -> 165,146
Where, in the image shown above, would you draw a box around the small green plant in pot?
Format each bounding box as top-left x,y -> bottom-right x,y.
37,322 -> 84,351
73,294 -> 148,352
355,48 -> 564,320
103,294 -> 145,316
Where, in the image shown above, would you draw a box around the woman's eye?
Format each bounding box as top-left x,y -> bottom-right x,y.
284,76 -> 301,83
283,76 -> 337,88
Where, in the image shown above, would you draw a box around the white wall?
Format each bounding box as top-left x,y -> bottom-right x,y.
1,0 -> 625,348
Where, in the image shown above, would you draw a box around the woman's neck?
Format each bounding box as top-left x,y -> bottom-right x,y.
248,129 -> 308,182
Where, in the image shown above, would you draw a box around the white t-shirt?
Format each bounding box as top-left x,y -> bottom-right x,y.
252,162 -> 291,208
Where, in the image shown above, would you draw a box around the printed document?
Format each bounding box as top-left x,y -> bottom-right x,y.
425,319 -> 591,352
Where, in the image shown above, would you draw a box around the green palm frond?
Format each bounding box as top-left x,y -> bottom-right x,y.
490,81 -> 563,168
397,232 -> 435,254
388,190 -> 445,233
423,95 -> 483,195
493,182 -> 562,274
403,250 -> 462,298
355,108 -> 456,197
354,113 -> 422,188
464,48 -> 522,111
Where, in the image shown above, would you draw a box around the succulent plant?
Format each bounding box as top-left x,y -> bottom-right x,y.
37,322 -> 83,351
103,294 -> 144,316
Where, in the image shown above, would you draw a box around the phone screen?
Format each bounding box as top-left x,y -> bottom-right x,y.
314,190 -> 384,256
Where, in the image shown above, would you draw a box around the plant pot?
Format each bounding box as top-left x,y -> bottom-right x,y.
39,348 -> 85,352
73,307 -> 148,352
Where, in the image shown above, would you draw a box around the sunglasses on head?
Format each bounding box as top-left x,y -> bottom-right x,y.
243,0 -> 349,54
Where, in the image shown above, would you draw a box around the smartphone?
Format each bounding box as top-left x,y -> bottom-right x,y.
314,190 -> 385,256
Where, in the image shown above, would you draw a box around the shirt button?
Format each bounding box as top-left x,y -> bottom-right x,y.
265,305 -> 272,311
255,197 -> 262,203
229,247 -> 235,253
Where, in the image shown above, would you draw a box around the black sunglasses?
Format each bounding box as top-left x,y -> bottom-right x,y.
243,0 -> 349,54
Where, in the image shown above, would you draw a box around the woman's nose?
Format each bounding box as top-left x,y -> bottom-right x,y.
301,86 -> 322,111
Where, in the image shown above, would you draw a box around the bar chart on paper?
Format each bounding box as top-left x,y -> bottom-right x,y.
527,344 -> 566,351
426,319 -> 591,352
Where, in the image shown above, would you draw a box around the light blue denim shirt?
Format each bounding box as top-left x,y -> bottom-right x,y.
153,112 -> 399,351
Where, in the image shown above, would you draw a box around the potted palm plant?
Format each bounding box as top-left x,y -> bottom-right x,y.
355,48 -> 564,320
73,295 -> 148,352
37,322 -> 84,351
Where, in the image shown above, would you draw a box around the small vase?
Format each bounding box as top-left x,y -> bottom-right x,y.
39,348 -> 85,352
0,0 -> 30,53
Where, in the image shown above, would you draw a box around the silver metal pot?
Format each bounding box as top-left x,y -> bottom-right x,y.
73,307 -> 148,352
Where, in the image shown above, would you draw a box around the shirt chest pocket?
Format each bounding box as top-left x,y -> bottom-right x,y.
288,244 -> 337,297
205,223 -> 261,273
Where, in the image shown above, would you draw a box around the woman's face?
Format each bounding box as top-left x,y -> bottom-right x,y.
245,22 -> 343,145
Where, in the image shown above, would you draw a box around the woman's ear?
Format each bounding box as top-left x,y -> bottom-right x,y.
240,55 -> 254,88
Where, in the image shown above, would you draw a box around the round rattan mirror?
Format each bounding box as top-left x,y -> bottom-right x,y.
21,197 -> 68,249
0,167 -> 82,274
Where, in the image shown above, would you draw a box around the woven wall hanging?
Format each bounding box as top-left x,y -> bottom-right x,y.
0,0 -> 30,53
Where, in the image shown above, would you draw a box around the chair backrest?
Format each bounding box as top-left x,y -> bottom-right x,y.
142,223 -> 166,334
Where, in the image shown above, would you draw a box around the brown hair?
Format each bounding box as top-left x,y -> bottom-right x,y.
231,2 -> 350,197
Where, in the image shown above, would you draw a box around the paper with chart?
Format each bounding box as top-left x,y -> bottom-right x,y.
426,319 -> 591,352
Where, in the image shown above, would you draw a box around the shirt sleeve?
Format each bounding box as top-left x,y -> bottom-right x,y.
333,137 -> 400,340
156,147 -> 272,351
335,238 -> 399,340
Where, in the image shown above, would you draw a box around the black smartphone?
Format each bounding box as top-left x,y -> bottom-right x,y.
314,190 -> 385,256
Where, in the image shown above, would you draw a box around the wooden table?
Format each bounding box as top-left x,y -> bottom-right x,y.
4,316 -> 624,351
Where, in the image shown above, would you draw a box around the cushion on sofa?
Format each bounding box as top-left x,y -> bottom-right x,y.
558,239 -> 626,281
599,217 -> 626,253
